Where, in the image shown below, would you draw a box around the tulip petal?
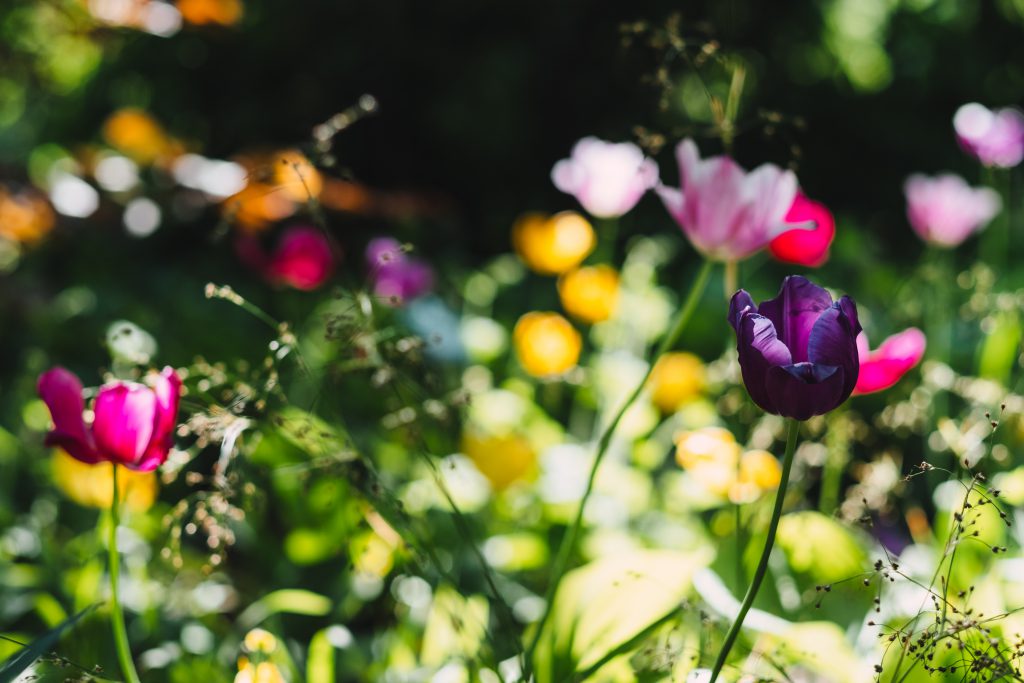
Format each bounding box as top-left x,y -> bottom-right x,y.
728,290 -> 757,331
807,303 -> 860,399
132,367 -> 182,471
37,367 -> 100,464
93,383 -> 158,467
769,194 -> 836,267
854,328 -> 926,395
736,313 -> 793,414
765,362 -> 845,421
756,275 -> 834,362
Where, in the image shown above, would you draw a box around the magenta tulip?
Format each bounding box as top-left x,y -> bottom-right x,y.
656,139 -> 802,262
38,366 -> 182,471
551,137 -> 659,218
853,328 -> 926,395
904,174 -> 1001,248
267,226 -> 336,291
954,103 -> 1024,169
768,193 -> 835,267
365,237 -> 434,305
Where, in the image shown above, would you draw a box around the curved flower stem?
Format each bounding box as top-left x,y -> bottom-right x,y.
109,465 -> 141,683
522,259 -> 714,678
709,418 -> 800,683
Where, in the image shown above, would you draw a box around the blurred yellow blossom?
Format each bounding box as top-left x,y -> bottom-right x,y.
51,449 -> 157,511
235,659 -> 284,683
512,211 -> 595,275
350,529 -> 395,578
102,108 -> 179,165
223,149 -> 321,232
271,149 -> 322,202
675,428 -> 780,503
462,430 -> 536,490
243,629 -> 277,654
649,352 -> 706,413
177,0 -> 243,25
558,264 -> 619,323
0,186 -> 55,244
513,311 -> 581,377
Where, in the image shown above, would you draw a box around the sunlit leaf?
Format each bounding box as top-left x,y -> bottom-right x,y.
777,511 -> 869,583
0,604 -> 96,683
237,590 -> 332,631
421,585 -> 489,667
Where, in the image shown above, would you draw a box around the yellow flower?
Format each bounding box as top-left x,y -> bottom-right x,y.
243,629 -> 278,654
557,265 -> 619,323
649,352 -> 706,413
51,449 -> 157,511
234,659 -> 284,683
462,430 -> 536,490
102,109 -> 177,165
270,149 -> 322,202
177,0 -> 244,26
674,429 -> 781,503
513,312 -> 581,377
512,211 -> 595,275
0,186 -> 55,244
729,449 -> 782,504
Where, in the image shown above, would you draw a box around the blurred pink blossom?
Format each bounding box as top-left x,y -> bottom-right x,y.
768,193 -> 835,267
904,173 -> 1001,248
656,139 -> 801,262
551,137 -> 658,218
954,103 -> 1024,168
853,328 -> 926,395
365,237 -> 434,305
266,226 -> 336,291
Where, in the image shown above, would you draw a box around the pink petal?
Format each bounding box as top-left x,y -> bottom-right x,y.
132,367 -> 182,472
267,226 -> 336,291
854,328 -> 926,395
769,193 -> 836,267
92,382 -> 158,467
37,367 -> 100,464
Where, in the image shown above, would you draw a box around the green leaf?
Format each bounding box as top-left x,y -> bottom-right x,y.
772,621 -> 873,683
978,311 -> 1022,385
531,549 -> 711,683
776,511 -> 869,583
237,590 -> 332,631
421,585 -> 489,667
0,604 -> 97,683
306,628 -> 336,683
274,407 -> 356,463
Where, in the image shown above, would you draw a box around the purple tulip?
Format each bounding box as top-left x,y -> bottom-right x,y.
656,139 -> 802,262
551,137 -> 659,218
38,366 -> 182,471
365,237 -> 434,305
904,174 -> 1001,248
728,276 -> 861,421
954,103 -> 1024,169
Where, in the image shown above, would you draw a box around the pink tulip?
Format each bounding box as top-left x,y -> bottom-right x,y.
768,193 -> 835,267
266,226 -> 336,291
656,139 -> 802,262
853,328 -> 926,395
904,174 -> 1001,248
954,103 -> 1024,169
38,366 -> 182,471
365,237 -> 434,305
551,137 -> 659,218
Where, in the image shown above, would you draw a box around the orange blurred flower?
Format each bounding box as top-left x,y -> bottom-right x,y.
223,149 -> 322,232
513,312 -> 582,377
177,0 -> 243,25
557,265 -> 619,323
649,352 -> 706,413
102,108 -> 180,165
0,186 -> 56,244
512,211 -> 595,275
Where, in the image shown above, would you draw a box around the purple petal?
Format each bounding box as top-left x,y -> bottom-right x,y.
756,275 -> 834,362
807,303 -> 860,400
133,367 -> 182,472
735,313 -> 793,414
93,382 -> 158,467
728,290 -> 756,332
765,362 -> 845,421
37,367 -> 100,464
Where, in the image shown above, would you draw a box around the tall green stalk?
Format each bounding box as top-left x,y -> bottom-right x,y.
109,465 -> 142,683
709,418 -> 800,683
522,259 -> 714,678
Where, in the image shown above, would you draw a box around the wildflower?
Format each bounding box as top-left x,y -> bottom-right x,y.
462,431 -> 536,491
551,137 -> 658,218
954,103 -> 1024,168
235,629 -> 284,683
728,276 -> 860,421
648,352 -> 706,413
266,226 -> 336,291
365,237 -> 434,304
51,449 -> 158,511
768,193 -> 835,267
512,211 -> 595,275
37,367 -> 182,471
655,139 -> 801,262
513,312 -> 581,377
674,428 -> 781,502
904,174 -> 1001,248
853,328 -> 926,395
557,265 -> 619,323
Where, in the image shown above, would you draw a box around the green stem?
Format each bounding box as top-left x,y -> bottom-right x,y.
819,408 -> 848,513
724,260 -> 738,300
709,418 -> 800,683
522,259 -> 714,677
109,465 -> 141,683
